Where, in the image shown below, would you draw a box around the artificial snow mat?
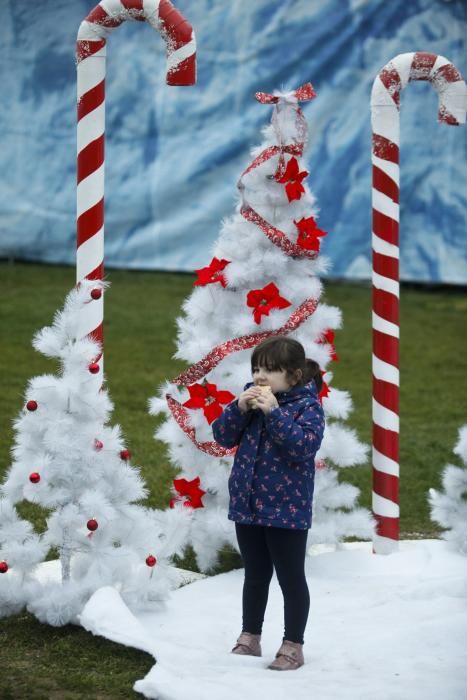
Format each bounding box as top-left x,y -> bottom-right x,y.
79,540 -> 467,700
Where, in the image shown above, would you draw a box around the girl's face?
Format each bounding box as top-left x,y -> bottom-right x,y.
252,365 -> 294,394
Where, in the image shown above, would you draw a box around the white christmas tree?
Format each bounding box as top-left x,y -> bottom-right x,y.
0,280 -> 190,626
429,425 -> 467,554
150,84 -> 374,572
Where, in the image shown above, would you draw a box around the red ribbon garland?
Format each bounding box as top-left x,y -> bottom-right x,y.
165,83 -> 320,457
254,82 -> 316,179
240,205 -> 318,260
166,394 -> 237,457
238,144 -> 303,180
237,84 -> 318,255
166,298 -> 319,456
171,297 -> 319,386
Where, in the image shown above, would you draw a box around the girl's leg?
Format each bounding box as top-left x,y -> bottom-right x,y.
235,523 -> 273,635
265,527 -> 309,644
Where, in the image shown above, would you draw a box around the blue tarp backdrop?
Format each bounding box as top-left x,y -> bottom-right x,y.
0,0 -> 466,282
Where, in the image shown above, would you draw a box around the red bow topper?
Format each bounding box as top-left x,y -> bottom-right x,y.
255,83 -> 316,183
256,82 -> 317,104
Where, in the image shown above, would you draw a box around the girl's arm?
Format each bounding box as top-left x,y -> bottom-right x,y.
264,399 -> 325,461
212,400 -> 251,448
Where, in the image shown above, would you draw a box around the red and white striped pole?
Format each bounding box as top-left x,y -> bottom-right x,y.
371,52 -> 466,554
76,0 -> 196,358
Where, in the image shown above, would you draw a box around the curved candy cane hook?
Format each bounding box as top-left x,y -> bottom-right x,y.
76,0 -> 196,360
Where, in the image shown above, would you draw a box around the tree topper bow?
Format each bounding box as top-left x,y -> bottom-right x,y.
255,82 -> 316,180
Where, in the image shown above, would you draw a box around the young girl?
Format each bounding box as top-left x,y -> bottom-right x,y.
212,335 -> 325,671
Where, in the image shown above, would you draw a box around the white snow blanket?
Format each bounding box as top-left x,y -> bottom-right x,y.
79,540 -> 467,700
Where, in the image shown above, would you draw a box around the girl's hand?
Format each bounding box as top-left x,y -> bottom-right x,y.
238,386 -> 262,413
255,391 -> 279,415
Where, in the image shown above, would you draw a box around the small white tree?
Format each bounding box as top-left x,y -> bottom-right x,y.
0,280 -> 190,625
150,85 -> 374,571
429,425 -> 467,554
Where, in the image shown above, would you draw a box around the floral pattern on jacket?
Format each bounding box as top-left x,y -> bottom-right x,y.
212,381 -> 325,530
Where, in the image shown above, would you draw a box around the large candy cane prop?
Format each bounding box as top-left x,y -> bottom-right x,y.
371,52 -> 466,554
76,0 -> 196,355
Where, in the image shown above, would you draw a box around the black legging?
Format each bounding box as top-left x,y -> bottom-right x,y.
235,522 -> 310,645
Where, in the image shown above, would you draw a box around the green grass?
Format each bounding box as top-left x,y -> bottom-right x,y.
0,611 -> 153,699
1,260 -> 467,695
2,261 -> 467,533
322,281 -> 467,536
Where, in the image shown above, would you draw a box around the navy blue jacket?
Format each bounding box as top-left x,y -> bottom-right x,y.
212,381 -> 325,529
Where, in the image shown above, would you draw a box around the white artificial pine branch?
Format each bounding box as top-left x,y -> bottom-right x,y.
429,424 -> 467,554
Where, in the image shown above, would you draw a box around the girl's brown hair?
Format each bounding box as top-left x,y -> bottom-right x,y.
251,336 -> 322,392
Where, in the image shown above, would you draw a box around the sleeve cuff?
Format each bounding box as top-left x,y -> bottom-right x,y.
265,405 -> 283,423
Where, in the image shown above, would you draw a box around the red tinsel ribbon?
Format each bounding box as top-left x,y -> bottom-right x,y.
237,145 -> 310,256
166,296 -> 319,456
239,144 -> 303,180
166,394 -> 237,457
237,84 -> 318,254
165,84 -> 319,457
171,297 -> 319,386
240,205 -> 318,260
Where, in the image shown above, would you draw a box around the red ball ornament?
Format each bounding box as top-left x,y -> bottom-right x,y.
0,561 -> 8,574
88,362 -> 100,374
146,555 -> 157,567
26,400 -> 38,412
94,439 -> 104,451
87,518 -> 98,532
29,472 -> 41,484
91,288 -> 102,300
120,449 -> 131,461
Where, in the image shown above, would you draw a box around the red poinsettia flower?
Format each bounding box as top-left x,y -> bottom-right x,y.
275,156 -> 309,202
169,476 -> 206,509
194,257 -> 231,288
319,371 -> 330,404
246,282 -> 291,325
317,329 -> 338,361
294,216 -> 327,251
183,381 -> 235,424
